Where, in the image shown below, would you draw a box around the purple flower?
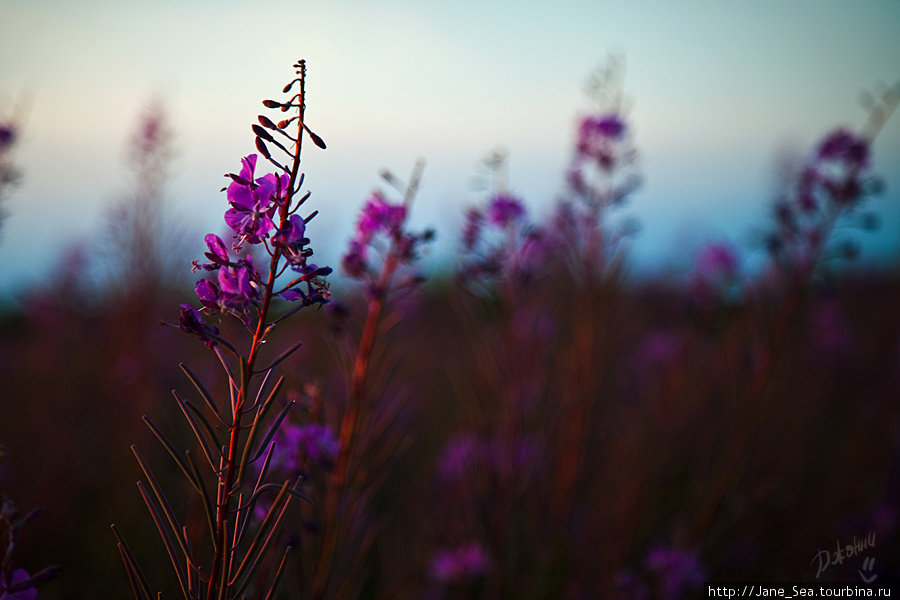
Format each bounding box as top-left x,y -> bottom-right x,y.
816,128 -> 869,167
644,545 -> 705,600
355,192 -> 407,241
269,422 -> 340,475
588,114 -> 626,139
341,188 -> 431,290
696,243 -> 738,281
485,193 -> 525,228
272,214 -> 307,249
801,128 -> 871,209
272,214 -> 312,270
341,193 -> 407,278
429,542 -> 491,584
340,239 -> 369,279
178,304 -> 220,347
436,433 -> 480,482
436,433 -> 542,484
194,279 -> 221,312
224,154 -> 288,244
0,123 -> 15,152
0,569 -> 37,600
192,233 -> 231,272
217,265 -> 257,311
575,113 -> 627,170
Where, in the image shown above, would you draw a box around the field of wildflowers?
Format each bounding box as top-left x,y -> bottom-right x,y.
1,59 -> 900,599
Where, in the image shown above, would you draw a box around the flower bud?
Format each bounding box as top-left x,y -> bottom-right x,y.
258,115 -> 279,130
255,137 -> 271,159
304,124 -> 327,149
252,124 -> 275,142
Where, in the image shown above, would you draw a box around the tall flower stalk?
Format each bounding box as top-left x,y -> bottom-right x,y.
690,81 -> 900,546
112,60 -> 331,600
309,162 -> 432,598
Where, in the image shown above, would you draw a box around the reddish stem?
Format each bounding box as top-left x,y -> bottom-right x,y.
206,67 -> 307,600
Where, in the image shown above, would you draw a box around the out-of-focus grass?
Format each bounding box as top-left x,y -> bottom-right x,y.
2,263 -> 899,597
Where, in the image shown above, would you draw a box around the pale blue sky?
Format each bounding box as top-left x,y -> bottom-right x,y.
1,0 -> 899,304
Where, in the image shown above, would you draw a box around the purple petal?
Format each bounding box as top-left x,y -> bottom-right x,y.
224,207 -> 247,232
235,267 -> 253,299
239,154 -> 258,180
195,279 -> 219,304
281,288 -> 304,302
227,182 -> 254,210
204,234 -> 229,262
218,268 -> 239,296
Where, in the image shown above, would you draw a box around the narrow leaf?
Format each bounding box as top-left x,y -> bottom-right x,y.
252,368 -> 276,410
237,379 -> 285,486
131,446 -> 192,564
179,362 -> 222,421
111,524 -> 153,600
232,478 -> 303,597
235,442 -> 275,548
174,391 -> 221,472
228,481 -> 291,591
142,416 -> 200,494
263,546 -> 292,600
253,482 -> 313,507
213,346 -> 238,402
136,481 -> 190,599
248,400 -> 294,465
255,340 -> 303,374
185,450 -> 217,551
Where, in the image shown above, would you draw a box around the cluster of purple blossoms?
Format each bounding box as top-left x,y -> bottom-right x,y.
614,544 -> 705,600
435,432 -> 541,484
179,153 -> 331,343
268,421 -> 340,476
767,128 -> 874,272
341,192 -> 407,278
566,112 -> 640,206
575,114 -> 626,172
341,190 -> 433,286
460,193 -> 543,283
224,154 -> 287,246
428,542 -> 491,585
485,193 -> 526,228
798,128 -> 870,211
644,545 -> 706,599
252,421 -> 340,524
